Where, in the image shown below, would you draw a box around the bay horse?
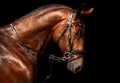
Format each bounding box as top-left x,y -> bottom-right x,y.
0,4 -> 94,83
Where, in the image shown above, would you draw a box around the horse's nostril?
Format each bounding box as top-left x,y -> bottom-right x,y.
75,67 -> 82,72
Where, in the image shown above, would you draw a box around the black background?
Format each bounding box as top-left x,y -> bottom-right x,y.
0,0 -> 97,83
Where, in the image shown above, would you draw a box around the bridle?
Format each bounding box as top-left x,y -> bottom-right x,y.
50,9 -> 86,62
64,9 -> 86,61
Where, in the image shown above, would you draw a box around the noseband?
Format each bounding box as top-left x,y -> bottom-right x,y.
55,9 -> 86,62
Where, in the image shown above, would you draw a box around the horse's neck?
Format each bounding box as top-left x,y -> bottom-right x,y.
11,10 -> 67,52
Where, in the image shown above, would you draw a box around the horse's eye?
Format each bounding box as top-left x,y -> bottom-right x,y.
74,31 -> 81,36
74,23 -> 80,27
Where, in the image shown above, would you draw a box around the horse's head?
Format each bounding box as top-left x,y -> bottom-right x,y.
53,7 -> 94,73
4,4 -> 94,74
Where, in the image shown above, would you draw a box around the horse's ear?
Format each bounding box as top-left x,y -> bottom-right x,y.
76,3 -> 94,17
80,7 -> 94,15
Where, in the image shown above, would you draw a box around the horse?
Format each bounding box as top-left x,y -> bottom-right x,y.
0,4 -> 94,83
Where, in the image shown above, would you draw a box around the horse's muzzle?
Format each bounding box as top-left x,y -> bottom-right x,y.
67,55 -> 84,73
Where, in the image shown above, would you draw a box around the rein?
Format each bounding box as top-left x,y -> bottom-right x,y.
0,23 -> 38,64
10,24 -> 38,64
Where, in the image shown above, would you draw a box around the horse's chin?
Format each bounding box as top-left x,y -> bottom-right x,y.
67,59 -> 84,73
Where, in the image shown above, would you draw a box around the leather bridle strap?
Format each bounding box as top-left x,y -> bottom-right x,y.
55,9 -> 86,62
65,50 -> 86,56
